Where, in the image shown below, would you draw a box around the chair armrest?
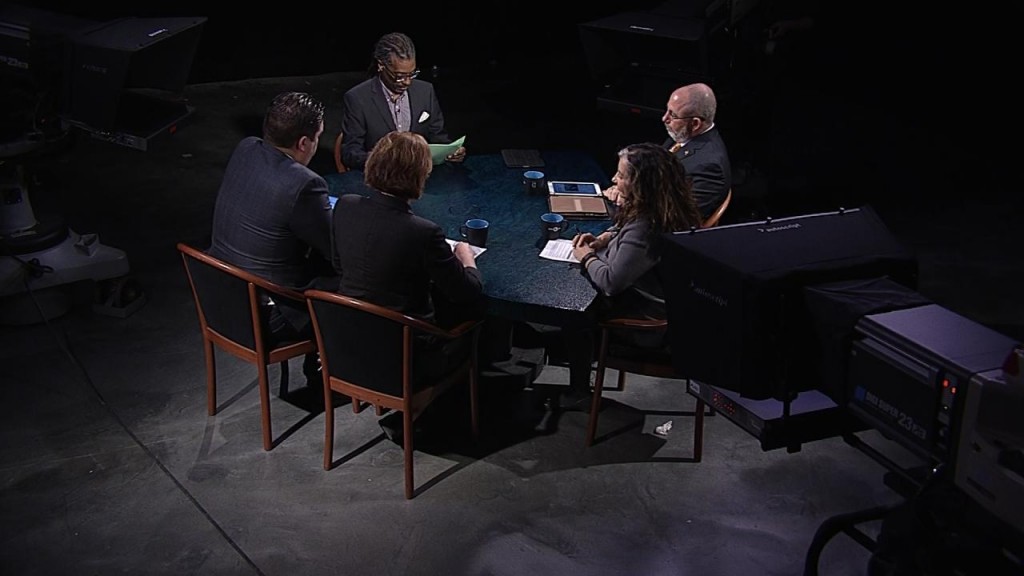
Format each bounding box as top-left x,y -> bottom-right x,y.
177,242 -> 308,305
251,277 -> 307,305
436,318 -> 485,339
305,289 -> 483,340
598,317 -> 667,331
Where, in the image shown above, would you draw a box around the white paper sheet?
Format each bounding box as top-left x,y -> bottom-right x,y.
539,239 -> 579,263
445,238 -> 486,258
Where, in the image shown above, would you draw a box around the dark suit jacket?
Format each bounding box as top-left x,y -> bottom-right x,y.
332,189 -> 482,324
663,126 -> 732,221
208,136 -> 334,290
340,77 -> 452,170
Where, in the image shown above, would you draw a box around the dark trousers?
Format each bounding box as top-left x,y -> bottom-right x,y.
564,290 -> 668,393
266,274 -> 340,377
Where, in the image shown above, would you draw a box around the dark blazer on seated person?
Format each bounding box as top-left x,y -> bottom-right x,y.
209,136 -> 334,291
208,135 -> 337,342
332,189 -> 482,325
663,125 -> 732,221
340,77 -> 452,171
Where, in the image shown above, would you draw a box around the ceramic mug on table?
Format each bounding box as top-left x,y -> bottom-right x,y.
460,218 -> 489,247
540,212 -> 565,240
523,170 -> 546,195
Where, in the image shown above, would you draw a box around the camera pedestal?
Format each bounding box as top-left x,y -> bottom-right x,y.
0,164 -> 138,325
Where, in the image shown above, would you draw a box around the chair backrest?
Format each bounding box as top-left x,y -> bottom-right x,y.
333,132 -> 347,173
598,316 -> 673,377
701,188 -> 732,229
179,242 -> 262,349
178,243 -> 309,349
305,290 -> 463,398
307,291 -> 408,396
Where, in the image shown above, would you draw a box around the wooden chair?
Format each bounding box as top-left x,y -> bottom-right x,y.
701,188 -> 732,229
333,132 -> 347,173
178,242 -> 316,451
584,317 -> 707,459
305,289 -> 482,499
583,197 -> 731,454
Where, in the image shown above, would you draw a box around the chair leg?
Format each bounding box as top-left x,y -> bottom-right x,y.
469,367 -> 479,440
585,329 -> 612,447
615,369 -> 626,391
278,360 -> 289,398
257,361 -> 273,451
693,398 -> 705,462
403,409 -> 415,499
323,383 -> 334,470
203,339 -> 217,415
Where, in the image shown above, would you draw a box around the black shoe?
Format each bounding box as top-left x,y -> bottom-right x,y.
378,412 -> 431,448
379,418 -> 402,444
379,412 -> 417,446
533,396 -> 558,433
302,353 -> 321,388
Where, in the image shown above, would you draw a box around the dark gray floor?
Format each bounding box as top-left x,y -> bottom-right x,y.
1,67 -> 1022,576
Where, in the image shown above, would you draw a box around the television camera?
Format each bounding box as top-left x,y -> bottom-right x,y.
1,4 -> 205,323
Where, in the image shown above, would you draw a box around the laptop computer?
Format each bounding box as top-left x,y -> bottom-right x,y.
501,149 -> 545,168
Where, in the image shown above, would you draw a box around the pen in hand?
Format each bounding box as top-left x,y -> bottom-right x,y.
572,232 -> 596,249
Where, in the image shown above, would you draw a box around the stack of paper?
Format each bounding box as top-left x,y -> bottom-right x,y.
429,135 -> 466,165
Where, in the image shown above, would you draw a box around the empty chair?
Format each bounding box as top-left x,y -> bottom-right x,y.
305,289 -> 482,499
178,242 -> 315,451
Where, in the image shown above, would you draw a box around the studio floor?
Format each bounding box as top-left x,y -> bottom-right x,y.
2,61 -> 1022,576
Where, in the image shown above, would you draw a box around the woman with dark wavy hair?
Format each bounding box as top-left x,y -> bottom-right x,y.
559,142 -> 702,409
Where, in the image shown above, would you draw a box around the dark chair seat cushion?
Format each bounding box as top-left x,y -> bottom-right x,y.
606,339 -> 671,365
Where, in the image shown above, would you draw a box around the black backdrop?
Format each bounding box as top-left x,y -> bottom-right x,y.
8,0 -> 1019,210
10,1 -> 643,83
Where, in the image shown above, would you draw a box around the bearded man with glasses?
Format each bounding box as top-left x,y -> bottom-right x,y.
602,83 -> 731,221
340,32 -> 466,171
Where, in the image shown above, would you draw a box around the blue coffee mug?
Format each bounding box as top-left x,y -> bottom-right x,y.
523,170 -> 546,195
460,218 -> 489,247
540,212 -> 565,240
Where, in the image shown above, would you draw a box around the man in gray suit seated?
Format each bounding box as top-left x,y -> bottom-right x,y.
340,32 -> 466,171
208,91 -> 338,385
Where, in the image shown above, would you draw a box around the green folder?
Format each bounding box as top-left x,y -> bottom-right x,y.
429,135 -> 466,165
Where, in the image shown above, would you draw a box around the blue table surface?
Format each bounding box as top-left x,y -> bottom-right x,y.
324,150 -> 614,327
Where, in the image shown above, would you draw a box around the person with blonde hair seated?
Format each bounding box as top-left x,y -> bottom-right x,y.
332,131 -> 483,439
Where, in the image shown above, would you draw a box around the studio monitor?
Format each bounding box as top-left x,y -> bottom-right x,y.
64,16 -> 206,149
658,206 -> 918,400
